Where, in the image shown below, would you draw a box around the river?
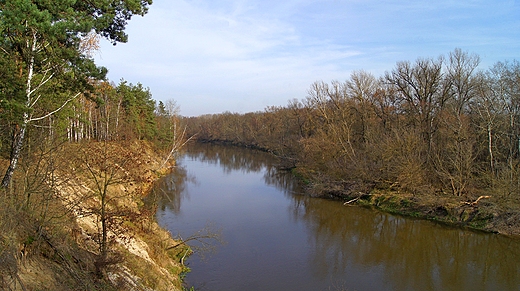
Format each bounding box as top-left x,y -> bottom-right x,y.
152,143 -> 520,291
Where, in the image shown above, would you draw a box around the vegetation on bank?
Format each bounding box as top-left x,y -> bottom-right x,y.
1,140 -> 190,290
0,2 -> 195,289
186,49 -> 520,235
0,58 -> 189,287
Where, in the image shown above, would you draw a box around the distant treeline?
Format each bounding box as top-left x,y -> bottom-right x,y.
185,49 -> 520,199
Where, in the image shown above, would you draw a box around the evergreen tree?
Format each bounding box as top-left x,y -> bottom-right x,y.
118,80 -> 157,140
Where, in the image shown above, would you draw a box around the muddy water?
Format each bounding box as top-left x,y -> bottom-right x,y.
153,144 -> 520,291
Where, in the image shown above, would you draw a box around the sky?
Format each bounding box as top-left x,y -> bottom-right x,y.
94,0 -> 520,117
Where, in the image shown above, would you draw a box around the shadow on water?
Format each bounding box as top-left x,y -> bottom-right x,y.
153,143 -> 520,291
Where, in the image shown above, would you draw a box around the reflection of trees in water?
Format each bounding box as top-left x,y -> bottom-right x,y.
184,143 -> 302,197
153,143 -> 282,214
184,143 -> 278,174
151,163 -> 195,214
263,166 -> 303,197
155,143 -> 520,291
290,196 -> 520,290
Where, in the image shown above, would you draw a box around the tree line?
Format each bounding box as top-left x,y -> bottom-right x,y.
186,49 -> 520,200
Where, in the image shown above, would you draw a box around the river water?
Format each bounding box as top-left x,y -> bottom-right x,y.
152,144 -> 520,291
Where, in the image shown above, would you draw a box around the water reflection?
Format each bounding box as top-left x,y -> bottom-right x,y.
292,194 -> 520,290
154,144 -> 520,291
151,162 -> 195,214
184,143 -> 275,175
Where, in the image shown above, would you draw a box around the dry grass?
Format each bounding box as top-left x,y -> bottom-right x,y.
0,140 -> 183,291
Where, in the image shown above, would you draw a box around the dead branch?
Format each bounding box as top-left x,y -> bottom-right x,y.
343,192 -> 370,205
462,195 -> 491,206
165,232 -> 220,251
165,222 -> 223,262
343,197 -> 359,205
180,249 -> 190,266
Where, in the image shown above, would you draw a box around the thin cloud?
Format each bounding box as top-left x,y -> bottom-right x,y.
95,0 -> 520,116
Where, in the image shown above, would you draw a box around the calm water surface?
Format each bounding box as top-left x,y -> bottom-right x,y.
153,144 -> 520,291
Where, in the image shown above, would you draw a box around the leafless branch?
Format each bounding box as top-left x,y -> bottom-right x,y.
28,92 -> 82,122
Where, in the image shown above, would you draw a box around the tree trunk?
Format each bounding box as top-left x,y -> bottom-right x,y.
2,32 -> 35,188
2,123 -> 27,188
488,124 -> 494,175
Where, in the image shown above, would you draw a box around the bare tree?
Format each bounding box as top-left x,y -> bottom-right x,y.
346,70 -> 377,143
434,49 -> 481,196
489,61 -> 520,187
159,100 -> 196,169
75,141 -> 140,273
385,56 -> 449,160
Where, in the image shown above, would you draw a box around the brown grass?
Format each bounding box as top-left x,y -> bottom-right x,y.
0,140 -> 183,291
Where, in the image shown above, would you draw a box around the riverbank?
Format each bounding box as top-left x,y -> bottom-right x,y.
0,141 -> 186,290
194,139 -> 520,237
297,170 -> 520,237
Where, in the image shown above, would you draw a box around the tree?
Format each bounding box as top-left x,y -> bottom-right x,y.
346,70 -> 377,143
155,99 -> 181,146
472,73 -> 503,181
483,61 -> 520,191
155,99 -> 195,169
118,80 -> 157,140
1,0 -> 153,188
445,48 -> 481,116
76,141 -> 143,274
385,57 -> 449,161
433,49 -> 480,196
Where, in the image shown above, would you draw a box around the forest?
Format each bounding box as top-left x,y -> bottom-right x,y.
185,49 -> 520,232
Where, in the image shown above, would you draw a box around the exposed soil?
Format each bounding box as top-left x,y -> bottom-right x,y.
0,141 -> 186,291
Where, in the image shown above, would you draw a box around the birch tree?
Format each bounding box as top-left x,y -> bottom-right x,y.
0,0 -> 152,188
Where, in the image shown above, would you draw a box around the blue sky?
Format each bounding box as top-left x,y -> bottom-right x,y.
94,0 -> 520,116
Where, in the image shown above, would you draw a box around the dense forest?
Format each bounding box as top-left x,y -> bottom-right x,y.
185,49 -> 520,231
